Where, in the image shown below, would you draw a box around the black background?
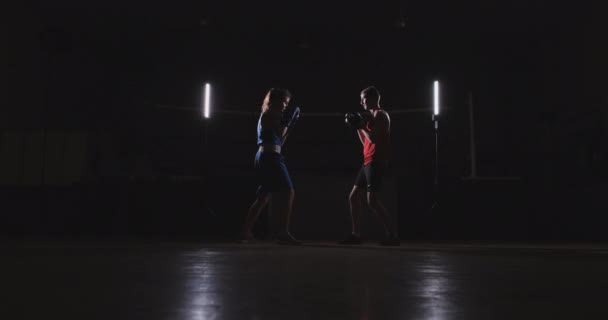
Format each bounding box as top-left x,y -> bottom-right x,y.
2,0 -> 606,241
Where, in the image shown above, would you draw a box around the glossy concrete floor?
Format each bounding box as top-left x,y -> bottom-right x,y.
3,240 -> 608,320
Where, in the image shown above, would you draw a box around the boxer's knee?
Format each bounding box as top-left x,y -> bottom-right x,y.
349,187 -> 364,205
256,191 -> 271,205
367,192 -> 382,210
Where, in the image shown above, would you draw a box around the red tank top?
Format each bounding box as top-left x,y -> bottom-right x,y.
362,112 -> 391,165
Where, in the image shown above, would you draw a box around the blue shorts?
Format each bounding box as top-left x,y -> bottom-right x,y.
255,151 -> 294,194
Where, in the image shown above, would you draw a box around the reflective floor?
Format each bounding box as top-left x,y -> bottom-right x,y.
3,240 -> 608,320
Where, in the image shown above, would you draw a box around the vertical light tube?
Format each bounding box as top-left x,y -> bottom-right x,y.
204,83 -> 211,119
433,80 -> 439,116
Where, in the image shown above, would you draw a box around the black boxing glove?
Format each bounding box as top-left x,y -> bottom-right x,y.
345,112 -> 365,129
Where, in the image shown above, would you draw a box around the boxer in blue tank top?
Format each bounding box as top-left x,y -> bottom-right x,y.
241,88 -> 301,245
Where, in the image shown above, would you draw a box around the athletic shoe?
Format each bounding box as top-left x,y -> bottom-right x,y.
379,235 -> 400,246
338,234 -> 363,245
239,233 -> 257,244
277,232 -> 302,245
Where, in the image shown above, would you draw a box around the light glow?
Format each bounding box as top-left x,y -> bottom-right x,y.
204,83 -> 211,119
433,80 -> 439,116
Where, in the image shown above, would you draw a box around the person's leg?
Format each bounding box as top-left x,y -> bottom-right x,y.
275,189 -> 301,244
339,166 -> 367,244
365,162 -> 399,245
367,191 -> 394,236
240,151 -> 271,242
349,186 -> 365,236
277,189 -> 295,234
274,155 -> 301,245
241,191 -> 271,242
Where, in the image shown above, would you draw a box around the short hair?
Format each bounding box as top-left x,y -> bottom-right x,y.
361,86 -> 380,100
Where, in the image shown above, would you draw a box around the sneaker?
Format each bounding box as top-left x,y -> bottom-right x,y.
277,232 -> 302,245
379,235 -> 400,246
239,233 -> 257,244
338,234 -> 363,245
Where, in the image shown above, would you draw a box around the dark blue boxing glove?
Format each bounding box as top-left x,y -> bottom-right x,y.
281,106 -> 300,130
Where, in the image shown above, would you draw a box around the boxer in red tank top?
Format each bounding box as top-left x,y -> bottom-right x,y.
339,86 -> 399,246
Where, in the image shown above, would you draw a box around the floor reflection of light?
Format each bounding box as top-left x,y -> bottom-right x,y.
415,252 -> 452,320
181,250 -> 222,320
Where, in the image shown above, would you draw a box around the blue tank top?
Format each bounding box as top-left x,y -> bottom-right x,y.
257,113 -> 282,146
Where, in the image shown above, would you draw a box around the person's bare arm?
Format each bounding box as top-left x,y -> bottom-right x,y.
281,127 -> 289,145
269,112 -> 291,145
357,129 -> 365,145
280,107 -> 300,145
359,111 -> 389,143
261,111 -> 285,145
